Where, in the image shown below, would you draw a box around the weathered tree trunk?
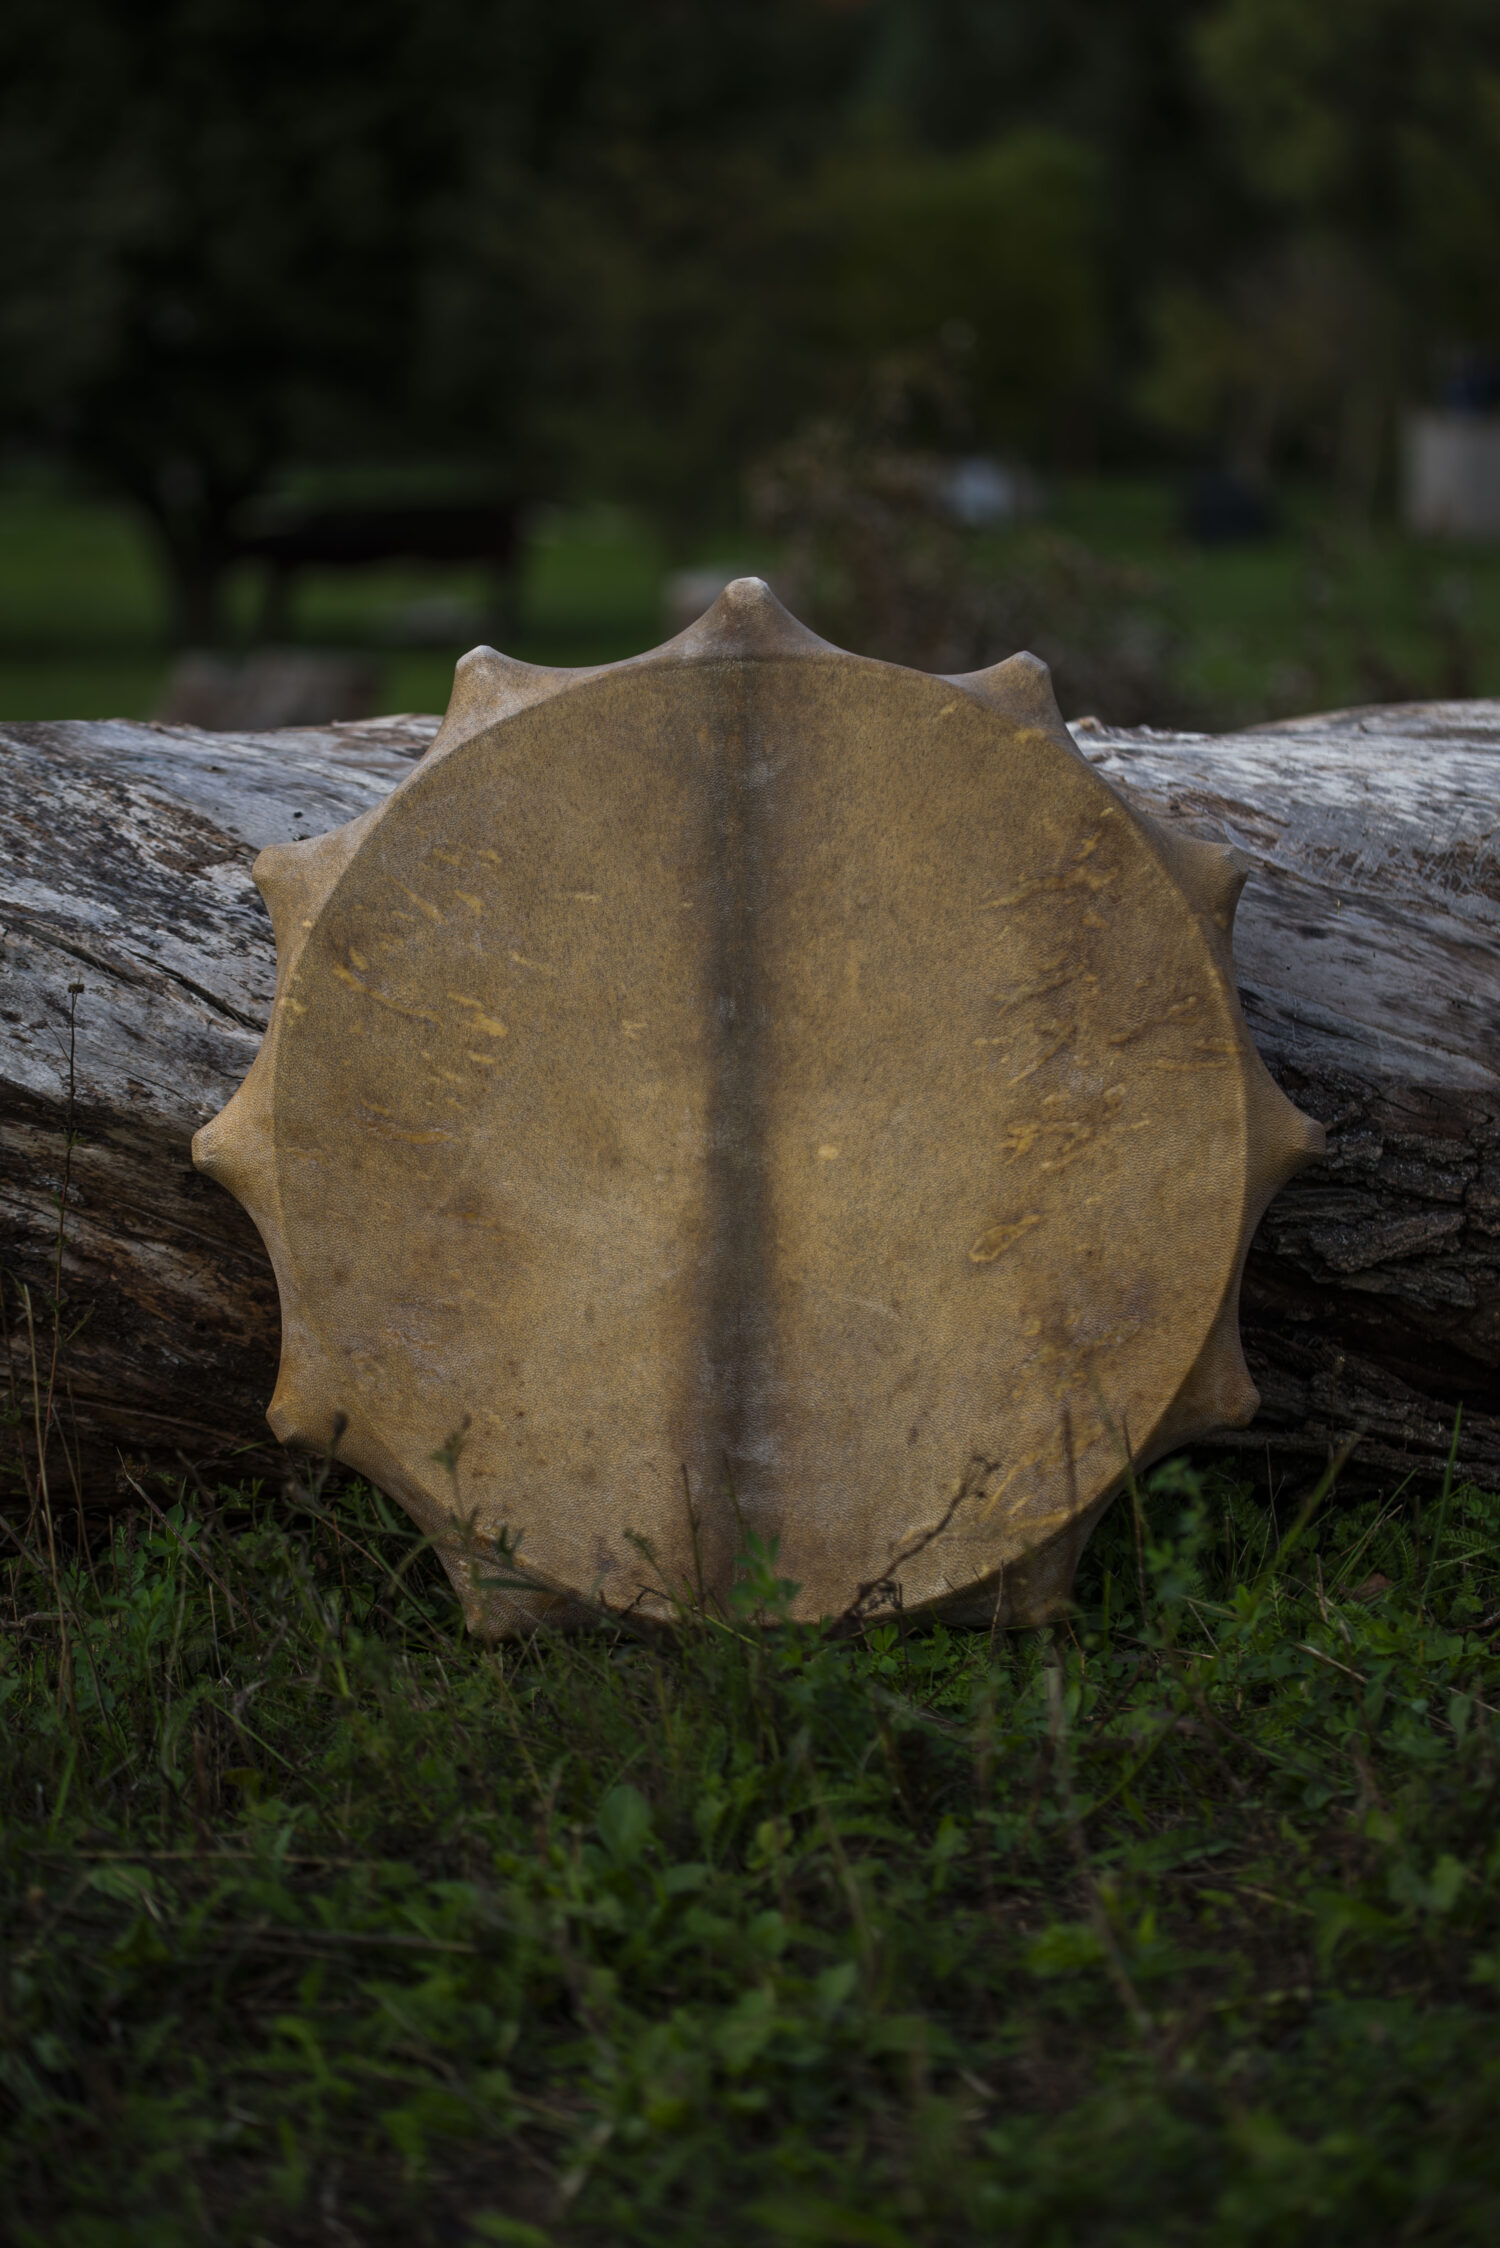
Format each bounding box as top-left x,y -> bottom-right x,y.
0,713 -> 435,1500
1077,702 -> 1500,1482
3,696 -> 1499,1502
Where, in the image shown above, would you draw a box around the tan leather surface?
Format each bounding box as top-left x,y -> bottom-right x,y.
195,581 -> 1321,1630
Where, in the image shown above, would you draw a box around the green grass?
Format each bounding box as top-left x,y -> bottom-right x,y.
0,482 -> 763,722
3,1452 -> 1499,2245
1034,482 -> 1500,724
4,468 -> 1500,727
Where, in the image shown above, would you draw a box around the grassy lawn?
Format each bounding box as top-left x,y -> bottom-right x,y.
0,481 -> 761,722
4,469 -> 1500,728
1037,481 -> 1500,723
3,1454 -> 1498,2245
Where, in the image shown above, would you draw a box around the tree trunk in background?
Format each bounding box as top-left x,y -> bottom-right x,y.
147,512 -> 236,649
3,697 -> 1499,1507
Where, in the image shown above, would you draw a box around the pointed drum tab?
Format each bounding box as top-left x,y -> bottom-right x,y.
670,575 -> 837,662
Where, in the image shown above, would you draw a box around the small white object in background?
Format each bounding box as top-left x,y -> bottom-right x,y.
937,456 -> 1043,529
155,650 -> 382,731
1404,412 -> 1500,539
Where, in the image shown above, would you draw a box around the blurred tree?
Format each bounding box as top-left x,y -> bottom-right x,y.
0,0 -> 458,641
1141,0 -> 1500,501
415,0 -> 878,542
806,131 -> 1105,459
0,0 -> 871,640
862,0 -> 1245,437
26,0 -> 1465,625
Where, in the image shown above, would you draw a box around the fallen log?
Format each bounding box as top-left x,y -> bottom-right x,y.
3,690 -> 1498,1502
1077,701 -> 1500,1481
0,713 -> 435,1496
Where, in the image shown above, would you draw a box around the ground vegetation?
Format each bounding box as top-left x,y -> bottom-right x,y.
2,1441 -> 1498,2244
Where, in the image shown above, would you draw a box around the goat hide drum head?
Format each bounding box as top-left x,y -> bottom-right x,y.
194,580 -> 1321,1631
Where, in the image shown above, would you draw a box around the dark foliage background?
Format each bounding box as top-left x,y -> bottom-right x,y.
5,0 -> 1500,655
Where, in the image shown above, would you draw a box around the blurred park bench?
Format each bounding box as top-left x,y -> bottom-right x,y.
234,498 -> 523,641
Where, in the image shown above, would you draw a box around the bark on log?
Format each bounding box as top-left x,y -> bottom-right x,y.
1077,702 -> 1500,1481
0,714 -> 436,1495
3,695 -> 1498,1501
